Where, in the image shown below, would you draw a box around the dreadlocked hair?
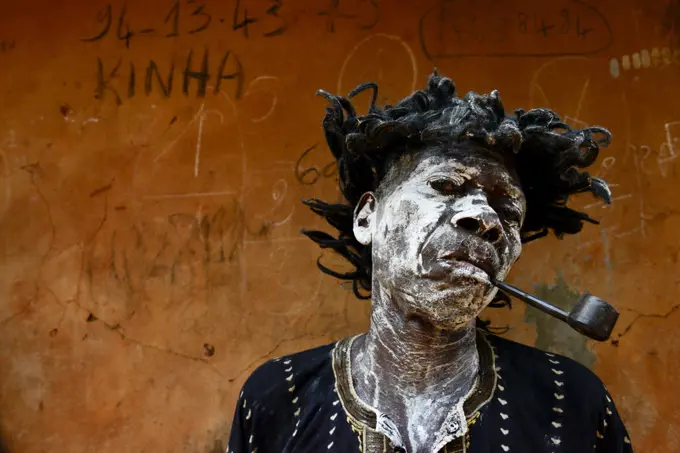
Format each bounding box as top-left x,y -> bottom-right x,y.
301,70 -> 612,304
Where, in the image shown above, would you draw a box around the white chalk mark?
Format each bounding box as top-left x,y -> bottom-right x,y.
631,145 -> 648,237
244,76 -> 278,95
82,117 -> 100,126
243,76 -> 280,123
194,103 -> 225,178
611,194 -> 634,202
154,119 -> 195,162
528,57 -> 587,109
272,211 -> 293,227
194,110 -> 205,178
641,49 -> 651,68
144,191 -> 236,200
583,194 -> 633,209
613,228 -> 640,239
596,156 -> 616,179
337,33 -> 418,97
609,58 -> 620,78
622,55 -> 631,71
662,47 -> 672,65
155,101 -> 225,164
632,52 -> 641,69
657,121 -> 680,176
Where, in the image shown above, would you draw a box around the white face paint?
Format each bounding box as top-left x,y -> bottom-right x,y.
350,145 -> 526,451
354,146 -> 525,330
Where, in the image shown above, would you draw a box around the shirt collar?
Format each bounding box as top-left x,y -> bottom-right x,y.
332,329 -> 498,452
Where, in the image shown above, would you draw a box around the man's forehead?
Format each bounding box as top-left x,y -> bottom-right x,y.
406,149 -> 522,196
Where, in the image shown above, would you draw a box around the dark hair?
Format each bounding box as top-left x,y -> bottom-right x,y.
301,70 -> 612,304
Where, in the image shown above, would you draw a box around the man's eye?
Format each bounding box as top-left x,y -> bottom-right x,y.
429,179 -> 459,195
501,206 -> 522,224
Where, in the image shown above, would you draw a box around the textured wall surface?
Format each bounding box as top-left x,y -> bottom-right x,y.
0,0 -> 679,451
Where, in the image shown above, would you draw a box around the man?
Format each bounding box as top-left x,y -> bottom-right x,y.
227,71 -> 632,453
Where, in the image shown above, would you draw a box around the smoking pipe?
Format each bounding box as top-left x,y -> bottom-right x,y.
490,278 -> 619,342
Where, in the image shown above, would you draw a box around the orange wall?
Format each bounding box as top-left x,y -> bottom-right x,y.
0,0 -> 678,451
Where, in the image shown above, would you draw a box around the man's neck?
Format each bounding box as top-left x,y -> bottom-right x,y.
350,288 -> 481,412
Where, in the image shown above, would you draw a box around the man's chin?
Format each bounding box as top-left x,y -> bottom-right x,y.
415,309 -> 479,331
411,289 -> 490,330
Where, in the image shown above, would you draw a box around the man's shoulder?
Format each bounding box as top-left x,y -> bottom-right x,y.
485,332 -> 609,399
239,340 -> 338,409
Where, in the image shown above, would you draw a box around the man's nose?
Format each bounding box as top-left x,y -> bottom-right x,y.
450,197 -> 503,245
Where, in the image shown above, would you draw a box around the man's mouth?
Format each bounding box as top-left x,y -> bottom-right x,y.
438,252 -> 497,279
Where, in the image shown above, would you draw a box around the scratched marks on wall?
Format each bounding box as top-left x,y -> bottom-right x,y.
84,201 -> 244,317
524,57 -> 633,288
524,53 -> 680,312
418,0 -> 613,59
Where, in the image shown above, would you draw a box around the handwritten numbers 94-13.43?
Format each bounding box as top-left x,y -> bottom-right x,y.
81,0 -> 287,47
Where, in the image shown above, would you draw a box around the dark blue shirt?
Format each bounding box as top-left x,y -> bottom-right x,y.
227,331 -> 633,453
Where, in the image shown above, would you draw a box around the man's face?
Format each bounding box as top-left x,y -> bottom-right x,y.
353,146 -> 525,330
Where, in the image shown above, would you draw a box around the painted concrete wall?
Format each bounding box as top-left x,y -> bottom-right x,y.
0,0 -> 678,451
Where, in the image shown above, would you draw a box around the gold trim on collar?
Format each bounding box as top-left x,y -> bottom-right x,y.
331,329 -> 498,453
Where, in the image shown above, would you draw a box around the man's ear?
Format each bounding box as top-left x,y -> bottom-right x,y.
353,192 -> 377,245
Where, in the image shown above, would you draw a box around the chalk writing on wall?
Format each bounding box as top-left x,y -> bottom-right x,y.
81,1 -> 287,47
418,0 -> 613,58
626,121 -> 680,179
94,47 -> 244,104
